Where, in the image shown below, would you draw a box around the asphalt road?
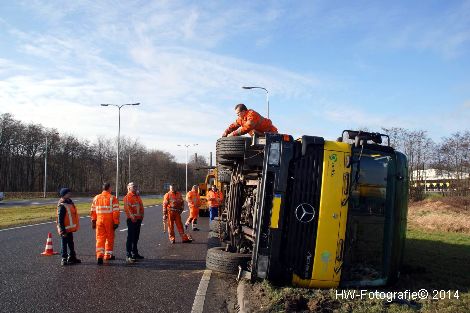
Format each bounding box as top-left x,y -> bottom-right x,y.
0,204 -> 218,313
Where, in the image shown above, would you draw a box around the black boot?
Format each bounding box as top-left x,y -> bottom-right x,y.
133,253 -> 144,260
61,258 -> 69,266
68,255 -> 81,264
97,258 -> 103,265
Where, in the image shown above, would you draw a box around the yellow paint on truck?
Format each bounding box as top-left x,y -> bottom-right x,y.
293,141 -> 351,288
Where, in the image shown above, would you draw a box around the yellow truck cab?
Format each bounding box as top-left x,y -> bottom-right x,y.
206,131 -> 409,288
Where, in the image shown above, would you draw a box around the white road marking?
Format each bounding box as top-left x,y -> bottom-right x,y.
191,269 -> 212,313
0,221 -> 55,232
31,202 -> 41,205
119,228 -> 128,232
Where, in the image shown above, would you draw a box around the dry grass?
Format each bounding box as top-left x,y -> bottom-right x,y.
408,198 -> 470,234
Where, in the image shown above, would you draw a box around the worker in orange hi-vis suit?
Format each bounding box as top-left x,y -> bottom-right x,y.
222,103 -> 278,137
163,185 -> 192,244
185,185 -> 201,231
123,182 -> 144,263
91,182 -> 120,265
207,185 -> 223,221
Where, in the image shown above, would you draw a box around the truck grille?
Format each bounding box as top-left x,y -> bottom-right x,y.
283,140 -> 324,279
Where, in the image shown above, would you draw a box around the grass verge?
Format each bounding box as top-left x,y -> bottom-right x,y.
0,198 -> 163,229
245,227 -> 470,313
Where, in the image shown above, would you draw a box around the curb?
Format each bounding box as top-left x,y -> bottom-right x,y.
237,279 -> 252,313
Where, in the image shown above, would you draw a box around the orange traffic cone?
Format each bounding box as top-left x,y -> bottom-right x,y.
41,232 -> 59,256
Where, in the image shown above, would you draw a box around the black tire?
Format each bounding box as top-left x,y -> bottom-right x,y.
208,231 -> 220,238
218,169 -> 231,183
210,217 -> 227,232
217,156 -> 234,166
206,247 -> 252,274
216,137 -> 249,159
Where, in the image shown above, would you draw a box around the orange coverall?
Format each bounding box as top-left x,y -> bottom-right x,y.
207,190 -> 223,220
185,190 -> 201,229
224,109 -> 278,137
91,191 -> 120,259
163,191 -> 191,242
123,192 -> 144,221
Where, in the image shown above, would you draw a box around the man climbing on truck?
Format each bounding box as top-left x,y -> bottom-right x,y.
221,103 -> 278,137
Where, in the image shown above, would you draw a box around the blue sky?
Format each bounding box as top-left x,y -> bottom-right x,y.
1,0 -> 469,162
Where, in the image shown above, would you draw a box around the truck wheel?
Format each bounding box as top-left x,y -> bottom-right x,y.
210,217 -> 227,232
216,137 -> 249,159
217,156 -> 234,166
206,247 -> 251,274
218,169 -> 231,183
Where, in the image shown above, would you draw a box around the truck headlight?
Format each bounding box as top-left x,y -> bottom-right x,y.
268,142 -> 281,166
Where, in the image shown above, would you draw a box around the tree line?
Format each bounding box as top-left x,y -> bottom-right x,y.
383,127 -> 470,199
1,112 -> 469,198
0,113 -> 209,195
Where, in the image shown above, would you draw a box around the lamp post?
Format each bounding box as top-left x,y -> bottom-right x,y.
44,132 -> 59,198
101,103 -> 140,199
128,153 -> 131,183
242,86 -> 269,118
177,143 -> 198,194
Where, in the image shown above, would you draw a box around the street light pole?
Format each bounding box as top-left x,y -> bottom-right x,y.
43,136 -> 48,198
242,86 -> 269,118
128,153 -> 131,183
177,143 -> 198,194
101,103 -> 140,199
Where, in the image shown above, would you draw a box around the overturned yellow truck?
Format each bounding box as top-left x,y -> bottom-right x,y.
206,130 -> 409,288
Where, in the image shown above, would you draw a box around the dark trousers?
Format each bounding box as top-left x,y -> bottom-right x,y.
60,232 -> 76,259
209,207 -> 218,221
126,219 -> 142,257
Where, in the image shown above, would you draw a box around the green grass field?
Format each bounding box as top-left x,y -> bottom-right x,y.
0,198 -> 163,229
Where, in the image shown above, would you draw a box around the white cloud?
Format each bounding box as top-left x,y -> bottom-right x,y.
2,0 -> 468,161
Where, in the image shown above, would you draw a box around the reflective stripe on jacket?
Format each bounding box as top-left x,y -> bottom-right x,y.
57,201 -> 80,233
90,191 -> 120,224
124,192 -> 144,220
163,191 -> 184,213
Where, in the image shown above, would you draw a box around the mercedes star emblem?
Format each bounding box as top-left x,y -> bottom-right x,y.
295,203 -> 316,223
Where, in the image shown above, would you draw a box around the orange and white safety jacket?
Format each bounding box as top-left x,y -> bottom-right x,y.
57,200 -> 80,234
225,109 -> 278,137
207,190 -> 223,208
91,191 -> 120,224
186,190 -> 201,208
124,192 -> 144,220
163,191 -> 184,214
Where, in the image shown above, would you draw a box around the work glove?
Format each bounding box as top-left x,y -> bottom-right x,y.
227,132 -> 234,137
92,220 -> 96,229
113,224 -> 119,230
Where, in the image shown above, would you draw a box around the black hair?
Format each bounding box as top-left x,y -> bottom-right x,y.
234,103 -> 247,111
